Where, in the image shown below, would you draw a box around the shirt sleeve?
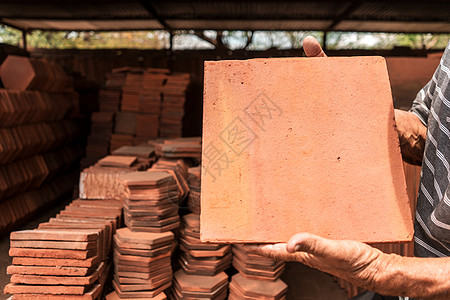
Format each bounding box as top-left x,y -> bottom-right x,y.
409,79 -> 435,127
427,187 -> 450,243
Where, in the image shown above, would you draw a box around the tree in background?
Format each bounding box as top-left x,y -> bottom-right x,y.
0,25 -> 448,51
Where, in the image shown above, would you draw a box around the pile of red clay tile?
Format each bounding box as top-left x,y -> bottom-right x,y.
0,170 -> 76,235
229,272 -> 288,300
136,69 -> 168,144
160,73 -> 190,138
121,171 -> 180,233
154,137 -> 202,159
109,228 -> 174,299
4,190 -> 123,299
112,145 -> 156,161
83,69 -> 126,165
171,269 -> 228,300
80,154 -> 152,201
0,55 -> 68,92
187,166 -> 201,213
0,55 -> 81,233
5,230 -> 104,299
82,112 -> 115,167
232,244 -> 286,281
85,67 -> 190,162
111,69 -> 143,151
178,213 -> 232,276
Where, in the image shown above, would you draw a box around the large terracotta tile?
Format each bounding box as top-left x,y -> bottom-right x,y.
201,56 -> 413,243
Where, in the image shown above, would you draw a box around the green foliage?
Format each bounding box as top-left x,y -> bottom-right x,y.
26,31 -> 169,49
0,25 -> 22,46
0,24 -> 448,51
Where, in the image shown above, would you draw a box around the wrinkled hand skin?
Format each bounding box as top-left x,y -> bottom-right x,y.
245,233 -> 450,300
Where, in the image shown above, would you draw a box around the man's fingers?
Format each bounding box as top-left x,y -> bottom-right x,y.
244,243 -> 295,261
303,36 -> 327,57
286,232 -> 341,258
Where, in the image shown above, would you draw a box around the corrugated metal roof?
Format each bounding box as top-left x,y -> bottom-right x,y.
0,1 -> 448,33
0,1 -> 151,19
167,20 -> 332,31
3,19 -> 163,31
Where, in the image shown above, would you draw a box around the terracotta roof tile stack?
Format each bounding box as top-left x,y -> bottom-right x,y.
232,244 -> 286,281
83,69 -> 127,165
111,228 -> 173,299
110,134 -> 134,152
0,56 -> 69,92
171,269 -> 228,300
3,192 -> 124,299
178,213 -> 232,276
100,70 -> 127,112
134,68 -> 168,144
229,273 -> 288,300
82,111 -> 115,167
187,166 -> 201,214
0,55 -> 81,233
121,70 -> 145,112
0,170 -> 77,235
79,154 -> 151,201
160,73 -> 190,138
5,230 -> 104,300
112,145 -> 156,162
121,171 -> 180,233
154,137 -> 202,160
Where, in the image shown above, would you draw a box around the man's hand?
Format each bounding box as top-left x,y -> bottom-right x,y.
245,233 -> 384,291
245,233 -> 450,300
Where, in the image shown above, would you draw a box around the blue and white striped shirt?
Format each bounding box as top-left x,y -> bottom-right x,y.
410,42 -> 450,258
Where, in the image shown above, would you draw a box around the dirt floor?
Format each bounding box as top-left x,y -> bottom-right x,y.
0,198 -> 348,300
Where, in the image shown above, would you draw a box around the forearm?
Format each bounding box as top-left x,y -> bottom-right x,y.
394,109 -> 427,166
366,253 -> 450,299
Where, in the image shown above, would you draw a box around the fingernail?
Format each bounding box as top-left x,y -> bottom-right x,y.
294,244 -> 302,252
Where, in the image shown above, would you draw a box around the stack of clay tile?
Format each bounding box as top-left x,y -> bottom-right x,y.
79,154 -> 151,200
160,73 -> 190,137
139,69 -> 167,114
121,170 -> 180,233
99,70 -> 127,112
114,112 -> 137,135
0,145 -> 80,200
110,227 -> 173,299
178,213 -> 232,276
0,118 -> 79,166
154,137 -> 202,159
82,111 -> 115,167
112,111 -> 140,151
121,70 -> 145,112
112,144 -> 157,167
151,157 -> 190,203
95,69 -> 125,154
0,170 -> 77,235
229,273 -> 287,300
110,134 -> 135,152
0,89 -> 72,127
0,55 -> 81,231
232,244 -> 286,281
187,166 -> 201,213
171,269 -> 228,300
4,229 -> 104,299
133,68 -> 168,144
0,55 -> 68,92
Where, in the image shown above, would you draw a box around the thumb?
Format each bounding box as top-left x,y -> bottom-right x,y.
303,36 -> 327,57
286,232 -> 334,256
